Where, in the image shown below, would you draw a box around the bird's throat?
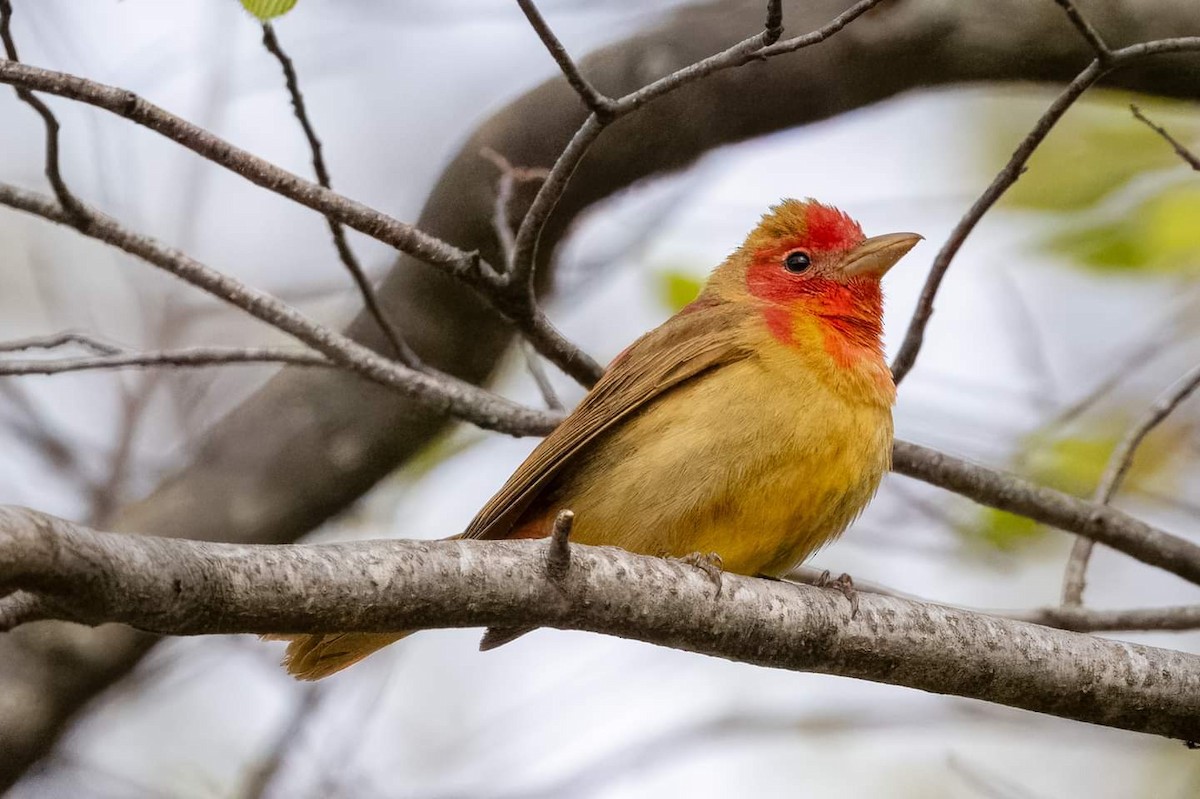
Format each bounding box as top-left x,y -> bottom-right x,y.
760,290 -> 893,404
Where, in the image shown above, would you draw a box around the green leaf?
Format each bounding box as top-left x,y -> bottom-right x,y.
1048,185 -> 1200,274
656,269 -> 702,312
240,0 -> 297,21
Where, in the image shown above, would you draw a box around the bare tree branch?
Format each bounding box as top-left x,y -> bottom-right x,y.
1061,363 -> 1200,605
890,63 -> 1104,383
891,440 -> 1200,586
790,567 -> 1200,632
949,755 -> 1045,799
515,0 -> 615,119
1006,603 -> 1200,632
1047,285 -> 1200,429
0,0 -> 887,390
0,347 -> 333,376
0,506 -> 1197,741
521,342 -> 564,411
1131,102 -> 1200,169
890,35 -> 1200,384
1052,0 -> 1112,62
506,0 -> 888,304
1095,365 -> 1200,506
0,331 -> 121,355
764,0 -> 784,45
240,684 -> 323,799
500,0 -> 889,385
0,182 -> 556,437
259,21 -> 420,368
0,0 -> 87,222
0,62 -> 482,278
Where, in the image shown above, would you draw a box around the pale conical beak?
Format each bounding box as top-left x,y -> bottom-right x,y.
840,232 -> 923,278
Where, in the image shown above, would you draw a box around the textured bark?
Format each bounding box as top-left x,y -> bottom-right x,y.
1,506 -> 1197,742
3,0 -> 1200,787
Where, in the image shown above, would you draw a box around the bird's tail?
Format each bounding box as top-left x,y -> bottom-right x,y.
264,631 -> 412,680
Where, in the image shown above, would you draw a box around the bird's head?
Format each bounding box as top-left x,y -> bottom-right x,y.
706,198 -> 920,373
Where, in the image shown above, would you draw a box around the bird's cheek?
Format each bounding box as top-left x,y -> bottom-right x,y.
761,305 -> 795,346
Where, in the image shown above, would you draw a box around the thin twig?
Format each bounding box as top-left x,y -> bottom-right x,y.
0,590 -> 65,630
88,372 -> 158,528
0,331 -> 121,355
0,347 -> 335,376
1051,0 -> 1111,62
1131,103 -> 1200,170
0,181 -> 560,438
764,0 -> 784,45
948,755 -> 1045,799
890,35 -> 1200,384
501,0 -> 888,386
241,684 -> 323,799
0,0 -> 87,221
506,0 -> 886,298
545,508 -> 574,581
521,341 -> 564,410
515,0 -> 614,118
1046,284 -> 1200,430
0,60 -> 486,279
480,146 -> 550,270
487,159 -> 518,267
0,381 -> 86,477
1006,603 -> 1200,633
996,268 -> 1058,410
1061,363 -> 1200,605
890,61 -> 1105,384
259,22 -> 420,367
791,565 -> 1200,633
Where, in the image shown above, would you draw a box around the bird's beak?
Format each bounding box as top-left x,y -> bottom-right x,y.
840,232 -> 923,278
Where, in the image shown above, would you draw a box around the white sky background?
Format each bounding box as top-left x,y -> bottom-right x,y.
1,1 -> 1198,797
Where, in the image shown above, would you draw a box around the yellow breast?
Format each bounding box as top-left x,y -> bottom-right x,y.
556,331 -> 893,577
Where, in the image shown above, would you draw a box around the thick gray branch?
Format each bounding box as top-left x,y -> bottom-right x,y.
1,506 -> 1197,742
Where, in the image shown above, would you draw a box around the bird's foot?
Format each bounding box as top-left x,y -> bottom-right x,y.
672,551 -> 724,596
815,570 -> 859,619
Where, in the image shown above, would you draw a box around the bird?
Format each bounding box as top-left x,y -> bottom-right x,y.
274,198 -> 921,679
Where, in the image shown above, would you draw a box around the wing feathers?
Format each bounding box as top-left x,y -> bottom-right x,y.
465,299 -> 753,540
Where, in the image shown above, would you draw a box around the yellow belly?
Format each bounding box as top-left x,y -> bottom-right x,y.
552,353 -> 893,577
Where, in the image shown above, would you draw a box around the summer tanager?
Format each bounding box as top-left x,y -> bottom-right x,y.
277,199 -> 920,679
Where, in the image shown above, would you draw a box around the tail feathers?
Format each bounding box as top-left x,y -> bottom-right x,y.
264,632 -> 411,680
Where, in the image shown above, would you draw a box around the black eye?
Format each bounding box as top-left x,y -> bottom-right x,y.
783,250 -> 811,273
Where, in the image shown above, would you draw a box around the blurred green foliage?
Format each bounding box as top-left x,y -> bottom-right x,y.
986,91 -> 1200,274
971,417 -> 1186,551
1048,185 -> 1200,273
240,0 -> 297,21
991,92 -> 1198,211
656,268 -> 703,312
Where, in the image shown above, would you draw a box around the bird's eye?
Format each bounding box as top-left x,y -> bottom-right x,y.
783,250 -> 811,273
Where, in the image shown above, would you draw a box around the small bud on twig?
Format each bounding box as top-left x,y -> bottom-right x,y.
546,509 -> 574,581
